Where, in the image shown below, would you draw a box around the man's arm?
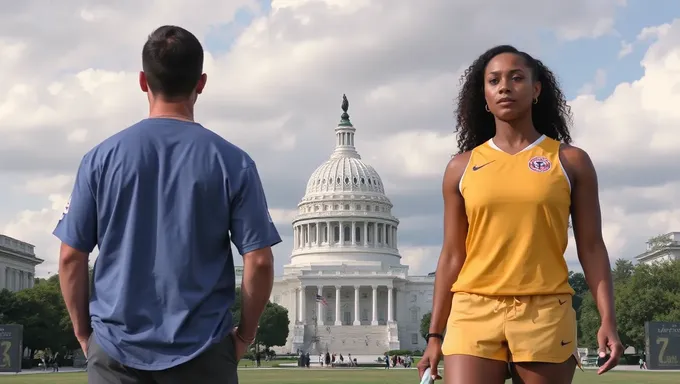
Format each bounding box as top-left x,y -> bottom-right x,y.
237,248 -> 274,340
59,244 -> 91,342
229,162 -> 282,342
53,154 -> 98,344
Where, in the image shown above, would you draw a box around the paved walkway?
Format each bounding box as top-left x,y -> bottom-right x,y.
3,364 -> 679,375
0,367 -> 85,375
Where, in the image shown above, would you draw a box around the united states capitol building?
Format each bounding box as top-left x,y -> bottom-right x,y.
265,97 -> 435,354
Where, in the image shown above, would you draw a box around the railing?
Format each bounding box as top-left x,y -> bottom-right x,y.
0,235 -> 35,256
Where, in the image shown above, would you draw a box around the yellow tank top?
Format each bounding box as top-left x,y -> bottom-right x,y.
451,135 -> 574,296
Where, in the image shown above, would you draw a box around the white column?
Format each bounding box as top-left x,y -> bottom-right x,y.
339,222 -> 344,244
382,225 -> 387,247
351,222 -> 356,245
335,286 -> 342,325
315,222 -> 320,246
294,227 -> 298,248
371,285 -> 379,325
363,222 -> 368,246
326,221 -> 331,244
306,224 -> 311,247
373,223 -> 378,246
299,286 -> 306,323
300,225 -> 304,247
387,287 -> 394,323
393,227 -> 397,248
353,285 -> 361,325
317,286 -> 323,325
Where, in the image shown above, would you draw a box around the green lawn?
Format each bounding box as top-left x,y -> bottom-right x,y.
1,369 -> 679,384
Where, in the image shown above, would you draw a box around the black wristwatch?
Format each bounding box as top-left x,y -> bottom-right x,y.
426,333 -> 444,341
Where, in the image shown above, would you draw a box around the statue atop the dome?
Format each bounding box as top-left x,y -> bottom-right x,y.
341,94 -> 350,120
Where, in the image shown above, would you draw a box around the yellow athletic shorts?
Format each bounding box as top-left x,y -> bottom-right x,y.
442,292 -> 579,364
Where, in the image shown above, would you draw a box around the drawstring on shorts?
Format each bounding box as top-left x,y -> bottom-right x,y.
493,296 -> 523,319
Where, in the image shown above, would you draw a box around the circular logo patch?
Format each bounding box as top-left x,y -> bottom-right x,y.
528,156 -> 551,172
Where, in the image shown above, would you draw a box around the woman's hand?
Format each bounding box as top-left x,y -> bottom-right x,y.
417,339 -> 444,381
596,321 -> 624,375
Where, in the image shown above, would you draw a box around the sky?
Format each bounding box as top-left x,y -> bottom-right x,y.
2,0 -> 680,278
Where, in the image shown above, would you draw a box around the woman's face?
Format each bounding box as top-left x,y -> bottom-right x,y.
483,52 -> 541,122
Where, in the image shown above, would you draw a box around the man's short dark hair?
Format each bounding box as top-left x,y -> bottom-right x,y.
142,25 -> 204,100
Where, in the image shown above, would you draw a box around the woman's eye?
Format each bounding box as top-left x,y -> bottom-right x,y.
488,79 -> 498,85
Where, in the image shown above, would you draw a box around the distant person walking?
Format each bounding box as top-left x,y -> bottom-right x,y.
55,25 -> 281,384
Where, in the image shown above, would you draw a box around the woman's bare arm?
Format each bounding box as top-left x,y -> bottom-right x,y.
561,145 -> 615,324
428,152 -> 471,338
561,144 -> 623,373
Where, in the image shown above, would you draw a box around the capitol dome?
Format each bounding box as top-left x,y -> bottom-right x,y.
289,95 -> 400,266
304,156 -> 385,197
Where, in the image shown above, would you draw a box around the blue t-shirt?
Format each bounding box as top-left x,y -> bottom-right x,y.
53,118 -> 281,370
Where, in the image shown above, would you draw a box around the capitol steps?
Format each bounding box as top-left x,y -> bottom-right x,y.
301,324 -> 397,355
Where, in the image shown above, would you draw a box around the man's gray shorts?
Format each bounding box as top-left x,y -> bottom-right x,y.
87,333 -> 239,384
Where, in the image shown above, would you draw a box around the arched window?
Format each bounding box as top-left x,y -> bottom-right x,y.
344,226 -> 351,243
355,227 -> 361,243
334,225 -> 340,243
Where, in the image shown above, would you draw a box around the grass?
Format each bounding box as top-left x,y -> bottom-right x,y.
1,369 -> 679,384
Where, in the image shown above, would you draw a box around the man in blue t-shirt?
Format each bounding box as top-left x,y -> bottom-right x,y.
54,25 -> 281,384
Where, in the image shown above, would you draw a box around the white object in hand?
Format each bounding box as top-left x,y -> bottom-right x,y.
420,367 -> 434,384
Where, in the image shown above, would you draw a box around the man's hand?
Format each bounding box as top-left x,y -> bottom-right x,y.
231,328 -> 251,361
597,321 -> 624,375
77,333 -> 91,358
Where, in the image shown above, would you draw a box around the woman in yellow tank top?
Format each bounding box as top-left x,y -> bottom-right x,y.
417,45 -> 624,384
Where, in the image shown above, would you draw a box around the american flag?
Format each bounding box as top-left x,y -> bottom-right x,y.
315,294 -> 328,306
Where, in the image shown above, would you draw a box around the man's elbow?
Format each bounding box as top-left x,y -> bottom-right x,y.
59,243 -> 89,267
243,247 -> 274,270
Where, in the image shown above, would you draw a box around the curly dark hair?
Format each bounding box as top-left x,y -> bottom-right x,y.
454,45 -> 572,154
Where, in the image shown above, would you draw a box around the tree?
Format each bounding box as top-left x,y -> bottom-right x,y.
231,288 -> 241,326
0,289 -> 17,324
577,258 -> 680,351
568,271 -> 588,296
257,302 -> 290,349
615,260 -> 680,351
420,312 -> 432,342
12,281 -> 68,353
611,259 -> 634,284
232,288 -> 290,349
568,270 -> 589,340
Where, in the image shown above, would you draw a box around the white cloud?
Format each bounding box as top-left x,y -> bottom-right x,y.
269,209 -> 299,227
399,246 -> 440,276
578,68 -> 608,95
618,40 -> 634,58
12,0 -> 680,281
